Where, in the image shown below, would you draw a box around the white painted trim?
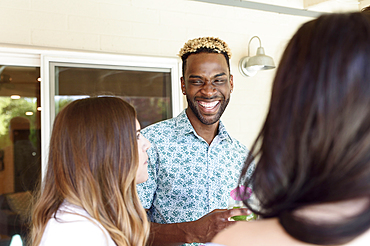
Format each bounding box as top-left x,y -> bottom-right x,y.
193,0 -> 326,17
40,54 -> 52,181
0,51 -> 40,67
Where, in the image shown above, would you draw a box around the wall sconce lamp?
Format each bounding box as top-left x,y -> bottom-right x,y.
238,36 -> 275,77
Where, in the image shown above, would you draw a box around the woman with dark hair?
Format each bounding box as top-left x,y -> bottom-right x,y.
209,12 -> 370,246
31,96 -> 150,246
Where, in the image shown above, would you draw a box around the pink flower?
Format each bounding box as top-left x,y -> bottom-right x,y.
230,185 -> 252,201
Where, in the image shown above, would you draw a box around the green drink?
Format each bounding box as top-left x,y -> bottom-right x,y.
228,186 -> 258,221
230,207 -> 257,221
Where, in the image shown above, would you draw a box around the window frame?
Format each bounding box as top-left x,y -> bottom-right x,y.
0,47 -> 182,180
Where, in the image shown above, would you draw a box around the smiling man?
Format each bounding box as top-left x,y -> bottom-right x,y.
182,51 -> 232,144
137,37 -> 254,246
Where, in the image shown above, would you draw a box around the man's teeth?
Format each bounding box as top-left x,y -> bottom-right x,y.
199,101 -> 219,108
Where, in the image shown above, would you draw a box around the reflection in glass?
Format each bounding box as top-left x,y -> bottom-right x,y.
0,65 -> 40,246
54,65 -> 172,128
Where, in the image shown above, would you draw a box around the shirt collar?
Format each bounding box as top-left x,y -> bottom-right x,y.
175,109 -> 233,143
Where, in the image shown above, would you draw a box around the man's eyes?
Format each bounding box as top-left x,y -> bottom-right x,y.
214,79 -> 226,84
189,80 -> 203,85
189,79 -> 226,85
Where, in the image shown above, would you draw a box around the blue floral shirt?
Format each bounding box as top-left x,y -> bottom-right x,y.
137,110 -> 254,246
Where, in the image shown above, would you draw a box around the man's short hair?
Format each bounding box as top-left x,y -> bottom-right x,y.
178,37 -> 231,75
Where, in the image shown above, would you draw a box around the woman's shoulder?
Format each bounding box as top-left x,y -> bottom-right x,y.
39,202 -> 116,246
211,218 -> 311,246
212,218 -> 370,246
346,228 -> 370,245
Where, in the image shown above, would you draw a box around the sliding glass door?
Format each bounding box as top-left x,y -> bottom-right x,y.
0,64 -> 40,245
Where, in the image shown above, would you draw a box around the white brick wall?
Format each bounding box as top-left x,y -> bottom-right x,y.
360,0 -> 370,9
0,0 -> 357,148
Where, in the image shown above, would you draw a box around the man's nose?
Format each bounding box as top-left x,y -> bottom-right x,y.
201,82 -> 216,96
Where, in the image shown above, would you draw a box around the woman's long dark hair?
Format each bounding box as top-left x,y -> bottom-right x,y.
240,12 -> 370,245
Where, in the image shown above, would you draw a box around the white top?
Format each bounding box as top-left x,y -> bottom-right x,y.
39,201 -> 116,246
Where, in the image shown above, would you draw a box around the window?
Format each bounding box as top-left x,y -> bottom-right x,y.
0,50 -> 181,176
42,52 -> 181,167
0,49 -> 180,245
0,51 -> 40,245
52,63 -> 172,128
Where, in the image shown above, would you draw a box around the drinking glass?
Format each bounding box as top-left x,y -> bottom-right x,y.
228,186 -> 259,221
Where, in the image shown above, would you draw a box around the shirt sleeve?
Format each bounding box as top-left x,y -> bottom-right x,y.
136,138 -> 159,209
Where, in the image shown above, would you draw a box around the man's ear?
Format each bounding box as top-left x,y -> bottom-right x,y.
230,74 -> 234,92
180,77 -> 186,95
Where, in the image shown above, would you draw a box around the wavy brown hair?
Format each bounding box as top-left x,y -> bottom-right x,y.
31,96 -> 149,246
240,12 -> 370,245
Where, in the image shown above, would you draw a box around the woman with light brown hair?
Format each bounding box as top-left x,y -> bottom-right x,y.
31,96 -> 150,246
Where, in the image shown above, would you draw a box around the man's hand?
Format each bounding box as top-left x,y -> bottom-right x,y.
147,208 -> 251,246
183,208 -> 251,243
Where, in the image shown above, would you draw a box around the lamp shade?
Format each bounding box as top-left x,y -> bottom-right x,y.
246,47 -> 275,70
238,36 -> 276,77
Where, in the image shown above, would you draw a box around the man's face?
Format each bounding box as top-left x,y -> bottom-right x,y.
181,53 -> 233,125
